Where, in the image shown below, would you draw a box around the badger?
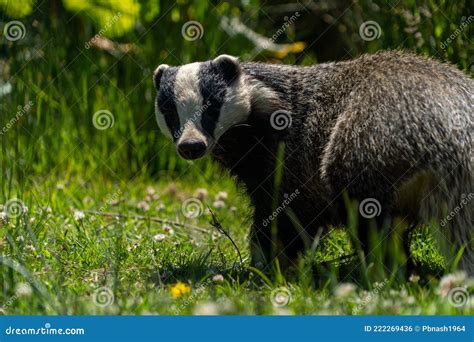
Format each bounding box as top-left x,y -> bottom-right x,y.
153,51 -> 473,275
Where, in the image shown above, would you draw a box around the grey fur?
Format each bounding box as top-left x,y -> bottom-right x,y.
154,51 -> 473,274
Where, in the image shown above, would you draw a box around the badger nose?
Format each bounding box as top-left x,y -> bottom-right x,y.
177,140 -> 207,160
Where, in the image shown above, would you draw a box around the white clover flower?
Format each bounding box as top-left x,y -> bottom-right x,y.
215,191 -> 228,201
152,233 -> 166,242
334,283 -> 357,298
163,225 -> 174,235
146,186 -> 156,195
73,210 -> 85,221
438,271 -> 467,297
409,274 -> 420,284
212,274 -> 224,283
16,283 -> 33,298
193,301 -> 220,315
194,188 -> 208,201
213,200 -> 226,209
137,201 -> 150,211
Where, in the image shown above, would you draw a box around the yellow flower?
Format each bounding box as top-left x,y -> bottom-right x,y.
170,282 -> 191,298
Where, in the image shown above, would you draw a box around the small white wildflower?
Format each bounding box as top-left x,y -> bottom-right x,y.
16,235 -> 25,242
137,201 -> 150,211
193,301 -> 220,315
0,211 -> 7,221
56,183 -> 65,190
146,186 -> 156,195
127,243 -> 140,252
409,274 -> 420,284
163,225 -> 174,235
194,188 -> 208,201
334,283 -> 357,298
45,206 -> 52,214
215,191 -> 228,201
272,307 -> 294,315
229,206 -> 237,213
212,274 -> 224,283
152,233 -> 166,242
156,203 -> 165,211
405,296 -> 416,305
29,217 -> 35,224
213,200 -> 226,209
73,210 -> 85,221
25,244 -> 36,253
438,271 -> 467,297
15,283 -> 33,298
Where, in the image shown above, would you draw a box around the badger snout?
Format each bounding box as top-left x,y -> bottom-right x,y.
177,139 -> 207,160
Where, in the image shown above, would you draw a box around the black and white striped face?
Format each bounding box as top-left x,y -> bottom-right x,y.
153,55 -> 251,160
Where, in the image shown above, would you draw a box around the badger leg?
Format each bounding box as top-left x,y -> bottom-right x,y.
249,206 -> 305,271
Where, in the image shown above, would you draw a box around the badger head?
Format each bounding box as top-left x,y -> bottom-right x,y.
153,55 -> 251,160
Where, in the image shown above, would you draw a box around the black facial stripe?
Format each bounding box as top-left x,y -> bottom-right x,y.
198,62 -> 227,138
157,68 -> 180,141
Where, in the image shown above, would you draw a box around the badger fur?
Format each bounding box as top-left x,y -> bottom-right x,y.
153,51 -> 473,274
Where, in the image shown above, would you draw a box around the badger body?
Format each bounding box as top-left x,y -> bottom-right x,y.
153,51 -> 473,274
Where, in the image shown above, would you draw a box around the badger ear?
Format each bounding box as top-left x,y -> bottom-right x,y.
153,64 -> 169,90
212,55 -> 240,84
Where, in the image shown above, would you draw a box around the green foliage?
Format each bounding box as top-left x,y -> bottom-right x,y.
0,0 -> 35,18
0,0 -> 472,315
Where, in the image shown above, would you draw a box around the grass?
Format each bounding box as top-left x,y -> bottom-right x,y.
1,170 -> 473,315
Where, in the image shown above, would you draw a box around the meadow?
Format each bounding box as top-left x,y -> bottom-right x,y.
0,0 -> 473,315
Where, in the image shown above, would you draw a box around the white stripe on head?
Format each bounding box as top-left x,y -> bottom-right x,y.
174,63 -> 204,141
214,75 -> 252,141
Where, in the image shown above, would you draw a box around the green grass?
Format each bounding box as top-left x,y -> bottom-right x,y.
1,171 -> 473,315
